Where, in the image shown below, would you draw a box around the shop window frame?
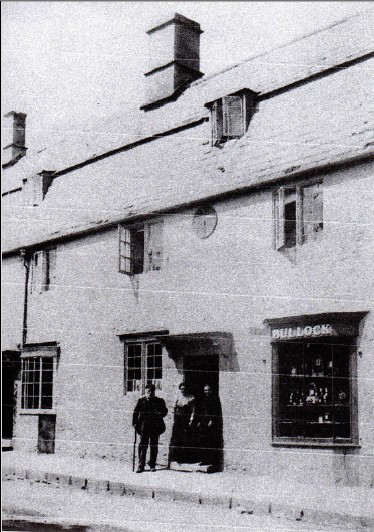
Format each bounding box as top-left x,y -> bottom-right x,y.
124,338 -> 163,395
20,346 -> 58,415
271,337 -> 359,448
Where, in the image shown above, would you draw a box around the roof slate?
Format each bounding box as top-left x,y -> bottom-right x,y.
3,53 -> 373,253
3,10 -> 373,190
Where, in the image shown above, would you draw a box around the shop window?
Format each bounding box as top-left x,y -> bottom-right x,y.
125,341 -> 163,394
208,89 -> 256,147
272,339 -> 357,445
119,220 -> 163,275
273,182 -> 323,249
21,356 -> 55,411
29,248 -> 57,294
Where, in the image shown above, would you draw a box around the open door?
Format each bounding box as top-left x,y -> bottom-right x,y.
2,351 -> 21,446
184,354 -> 219,401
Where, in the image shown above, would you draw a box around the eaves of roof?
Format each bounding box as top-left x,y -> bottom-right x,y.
3,150 -> 373,258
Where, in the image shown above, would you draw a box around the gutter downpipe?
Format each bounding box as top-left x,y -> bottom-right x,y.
20,249 -> 30,346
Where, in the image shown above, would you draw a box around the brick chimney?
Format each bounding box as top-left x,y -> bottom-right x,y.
2,111 -> 27,168
141,13 -> 204,111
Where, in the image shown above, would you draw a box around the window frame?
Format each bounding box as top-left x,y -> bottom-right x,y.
124,338 -> 163,395
118,219 -> 163,275
272,337 -> 359,448
208,89 -> 256,147
273,180 -> 323,250
20,346 -> 58,415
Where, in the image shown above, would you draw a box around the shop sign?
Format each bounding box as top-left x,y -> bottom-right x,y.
272,324 -> 333,340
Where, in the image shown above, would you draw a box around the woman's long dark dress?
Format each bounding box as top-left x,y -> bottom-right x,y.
168,394 -> 195,464
198,395 -> 223,469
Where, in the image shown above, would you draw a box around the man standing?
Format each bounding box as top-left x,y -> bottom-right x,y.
132,384 -> 168,473
197,384 -> 223,471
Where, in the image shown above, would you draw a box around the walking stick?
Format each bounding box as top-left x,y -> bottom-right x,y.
132,428 -> 137,472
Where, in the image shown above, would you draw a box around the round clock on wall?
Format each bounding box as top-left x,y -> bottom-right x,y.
192,206 -> 218,239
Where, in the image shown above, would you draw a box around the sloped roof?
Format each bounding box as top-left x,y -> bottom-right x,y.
3,10 -> 373,189
2,10 -> 374,253
3,55 -> 373,253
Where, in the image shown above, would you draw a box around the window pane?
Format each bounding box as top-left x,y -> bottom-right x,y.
41,358 -> 54,409
132,228 -> 144,274
284,190 -> 296,248
41,395 -> 53,409
126,344 -> 142,392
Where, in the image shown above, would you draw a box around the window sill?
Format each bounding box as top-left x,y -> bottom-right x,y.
272,439 -> 360,449
20,409 -> 56,416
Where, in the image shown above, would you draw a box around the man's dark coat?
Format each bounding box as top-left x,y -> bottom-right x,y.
132,396 -> 168,436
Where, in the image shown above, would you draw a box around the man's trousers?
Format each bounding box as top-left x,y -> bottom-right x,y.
138,430 -> 158,469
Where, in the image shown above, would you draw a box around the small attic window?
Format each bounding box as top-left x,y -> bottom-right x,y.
207,89 -> 256,147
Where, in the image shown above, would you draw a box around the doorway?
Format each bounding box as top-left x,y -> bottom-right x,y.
2,351 -> 21,443
184,354 -> 219,401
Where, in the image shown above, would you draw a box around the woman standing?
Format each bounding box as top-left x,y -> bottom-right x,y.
197,384 -> 223,471
168,382 -> 195,466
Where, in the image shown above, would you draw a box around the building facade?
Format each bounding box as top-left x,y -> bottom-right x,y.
2,12 -> 374,487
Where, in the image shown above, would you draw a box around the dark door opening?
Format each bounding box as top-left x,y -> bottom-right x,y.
2,352 -> 21,441
38,415 -> 56,454
184,354 -> 219,402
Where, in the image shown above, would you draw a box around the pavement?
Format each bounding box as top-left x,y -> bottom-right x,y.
2,451 -> 374,530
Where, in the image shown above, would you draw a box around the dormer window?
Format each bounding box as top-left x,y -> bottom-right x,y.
23,171 -> 54,207
207,89 -> 256,147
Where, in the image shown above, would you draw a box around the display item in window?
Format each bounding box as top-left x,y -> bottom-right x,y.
312,356 -> 324,376
306,382 -> 318,403
337,390 -> 348,404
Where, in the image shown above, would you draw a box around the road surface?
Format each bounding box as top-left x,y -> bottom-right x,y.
2,477 -> 356,532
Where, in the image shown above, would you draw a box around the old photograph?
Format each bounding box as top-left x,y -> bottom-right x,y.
2,2 -> 374,531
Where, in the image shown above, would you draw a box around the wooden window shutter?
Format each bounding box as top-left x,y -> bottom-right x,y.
211,100 -> 223,146
41,251 -> 49,293
31,175 -> 43,206
223,95 -> 244,139
30,251 -> 43,294
42,248 -> 57,291
302,183 -> 323,242
49,248 -> 57,287
296,186 -> 303,245
119,225 -> 132,274
274,187 -> 285,250
146,222 -> 163,272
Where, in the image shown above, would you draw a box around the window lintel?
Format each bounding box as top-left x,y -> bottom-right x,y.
204,87 -> 256,109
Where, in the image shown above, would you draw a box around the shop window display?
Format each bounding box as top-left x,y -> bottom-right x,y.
273,339 -> 355,444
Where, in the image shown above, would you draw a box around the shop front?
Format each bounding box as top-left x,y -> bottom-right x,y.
266,312 -> 367,448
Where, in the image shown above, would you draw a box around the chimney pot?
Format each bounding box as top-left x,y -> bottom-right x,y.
2,111 -> 27,168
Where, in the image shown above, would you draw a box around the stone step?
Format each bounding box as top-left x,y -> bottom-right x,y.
169,461 -> 211,473
2,439 -> 13,451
